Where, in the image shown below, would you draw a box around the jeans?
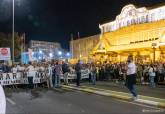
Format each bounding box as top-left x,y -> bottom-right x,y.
52,74 -> 55,87
91,73 -> 96,85
55,74 -> 61,87
63,72 -> 69,85
127,84 -> 137,97
47,75 -> 53,88
149,76 -> 155,87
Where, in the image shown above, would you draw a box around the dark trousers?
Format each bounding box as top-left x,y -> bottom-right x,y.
28,77 -> 34,89
127,84 -> 137,97
126,74 -> 137,97
52,74 -> 55,87
76,72 -> 81,86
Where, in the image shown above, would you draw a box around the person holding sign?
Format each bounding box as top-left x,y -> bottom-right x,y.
27,62 -> 35,89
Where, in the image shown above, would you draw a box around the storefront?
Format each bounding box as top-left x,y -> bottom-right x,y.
92,4 -> 165,63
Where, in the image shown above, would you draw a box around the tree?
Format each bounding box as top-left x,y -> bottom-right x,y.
0,32 -> 22,61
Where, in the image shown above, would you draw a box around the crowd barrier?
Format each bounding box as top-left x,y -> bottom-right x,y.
0,69 -> 90,86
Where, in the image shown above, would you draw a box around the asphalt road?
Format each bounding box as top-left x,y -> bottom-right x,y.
5,87 -> 164,114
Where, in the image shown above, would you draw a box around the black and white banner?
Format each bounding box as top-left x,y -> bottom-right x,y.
0,69 -> 90,85
0,72 -> 46,85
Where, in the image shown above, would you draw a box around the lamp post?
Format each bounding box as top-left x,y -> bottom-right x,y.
12,0 -> 15,63
152,43 -> 157,63
58,51 -> 62,59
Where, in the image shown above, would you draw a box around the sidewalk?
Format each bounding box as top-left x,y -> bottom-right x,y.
62,81 -> 165,108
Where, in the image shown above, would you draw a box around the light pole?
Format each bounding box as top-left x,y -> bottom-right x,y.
12,0 -> 15,63
152,43 -> 157,63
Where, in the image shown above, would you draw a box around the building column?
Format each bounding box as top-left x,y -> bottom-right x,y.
155,50 -> 160,61
117,54 -> 121,62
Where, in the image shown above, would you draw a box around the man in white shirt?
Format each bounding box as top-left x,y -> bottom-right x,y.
47,64 -> 53,88
0,85 -> 6,114
11,64 -> 17,73
126,55 -> 138,100
27,62 -> 35,89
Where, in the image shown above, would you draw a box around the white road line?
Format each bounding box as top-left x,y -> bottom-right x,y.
116,99 -> 163,110
6,98 -> 16,105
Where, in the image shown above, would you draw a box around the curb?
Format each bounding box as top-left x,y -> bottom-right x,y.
62,85 -> 165,108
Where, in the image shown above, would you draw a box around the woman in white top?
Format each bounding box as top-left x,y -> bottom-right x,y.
46,64 -> 53,88
148,65 -> 156,87
27,62 -> 35,89
11,64 -> 17,73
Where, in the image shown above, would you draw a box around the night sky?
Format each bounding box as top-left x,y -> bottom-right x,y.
0,0 -> 165,49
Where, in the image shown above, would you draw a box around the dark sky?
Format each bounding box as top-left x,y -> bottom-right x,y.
0,0 -> 165,49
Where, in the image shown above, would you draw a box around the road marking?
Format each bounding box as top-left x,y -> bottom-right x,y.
81,85 -> 165,101
6,98 -> 16,105
116,99 -> 163,110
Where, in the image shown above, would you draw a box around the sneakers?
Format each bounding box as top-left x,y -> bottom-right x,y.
130,96 -> 139,101
132,96 -> 139,101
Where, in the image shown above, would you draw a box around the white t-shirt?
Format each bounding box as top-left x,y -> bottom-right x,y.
34,67 -> 39,72
127,62 -> 136,75
39,66 -> 45,72
12,67 -> 17,73
17,66 -> 25,72
48,66 -> 52,76
27,65 -> 35,77
0,85 -> 6,114
148,67 -> 156,77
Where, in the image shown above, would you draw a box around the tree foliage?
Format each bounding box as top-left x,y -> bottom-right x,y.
0,32 -> 22,59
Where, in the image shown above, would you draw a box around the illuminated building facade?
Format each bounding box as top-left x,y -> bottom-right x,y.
92,4 -> 165,63
70,35 -> 100,62
29,40 -> 62,60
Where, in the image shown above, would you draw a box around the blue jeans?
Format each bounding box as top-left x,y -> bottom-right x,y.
55,74 -> 61,87
91,73 -> 96,85
149,76 -> 155,87
127,84 -> 137,97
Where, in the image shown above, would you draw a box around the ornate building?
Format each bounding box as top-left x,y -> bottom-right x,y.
70,35 -> 100,62
92,4 -> 165,63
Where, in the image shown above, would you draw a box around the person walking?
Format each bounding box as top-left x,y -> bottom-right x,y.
125,55 -> 138,101
75,60 -> 82,86
148,65 -> 156,88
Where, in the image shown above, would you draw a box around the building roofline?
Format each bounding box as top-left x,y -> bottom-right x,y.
100,3 -> 165,25
71,34 -> 100,42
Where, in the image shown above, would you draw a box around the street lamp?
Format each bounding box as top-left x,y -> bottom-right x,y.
66,52 -> 70,58
58,51 -> 62,56
49,53 -> 53,58
12,0 -> 15,63
152,43 -> 157,63
39,50 -> 42,54
58,51 -> 62,59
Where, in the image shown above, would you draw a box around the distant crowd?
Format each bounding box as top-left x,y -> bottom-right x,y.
0,60 -> 165,89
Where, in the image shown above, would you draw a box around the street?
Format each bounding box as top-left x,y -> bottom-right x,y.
5,87 -> 164,114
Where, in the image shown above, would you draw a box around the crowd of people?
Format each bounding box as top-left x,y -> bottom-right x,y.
0,59 -> 165,89
91,61 -> 165,87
